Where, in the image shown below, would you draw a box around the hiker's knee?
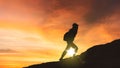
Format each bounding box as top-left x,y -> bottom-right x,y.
75,46 -> 78,52
73,44 -> 78,50
76,46 -> 78,50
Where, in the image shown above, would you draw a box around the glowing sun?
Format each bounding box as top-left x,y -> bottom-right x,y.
67,47 -> 75,56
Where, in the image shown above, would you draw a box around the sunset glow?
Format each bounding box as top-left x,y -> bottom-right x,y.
0,0 -> 119,68
67,47 -> 75,56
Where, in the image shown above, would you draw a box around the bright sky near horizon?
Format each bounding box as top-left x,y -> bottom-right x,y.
0,0 -> 120,68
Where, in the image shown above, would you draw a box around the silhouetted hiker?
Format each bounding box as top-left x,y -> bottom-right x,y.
59,23 -> 78,61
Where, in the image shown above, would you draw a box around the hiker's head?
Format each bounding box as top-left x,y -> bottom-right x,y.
72,23 -> 78,27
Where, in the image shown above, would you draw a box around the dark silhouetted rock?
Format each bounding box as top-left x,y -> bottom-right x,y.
24,39 -> 120,68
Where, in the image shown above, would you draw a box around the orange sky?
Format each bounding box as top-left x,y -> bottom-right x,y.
0,0 -> 120,68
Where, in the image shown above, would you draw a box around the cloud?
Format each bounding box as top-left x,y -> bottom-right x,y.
0,49 -> 17,53
84,0 -> 120,24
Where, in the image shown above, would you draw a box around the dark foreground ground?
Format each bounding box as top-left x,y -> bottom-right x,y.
24,39 -> 120,68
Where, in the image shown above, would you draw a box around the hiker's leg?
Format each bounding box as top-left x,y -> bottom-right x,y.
59,45 -> 70,60
59,50 -> 66,60
75,44 -> 78,53
72,43 -> 78,57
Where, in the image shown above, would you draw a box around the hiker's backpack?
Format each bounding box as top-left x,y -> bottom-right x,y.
63,32 -> 70,41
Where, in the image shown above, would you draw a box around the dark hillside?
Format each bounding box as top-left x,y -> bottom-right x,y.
25,39 -> 120,68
